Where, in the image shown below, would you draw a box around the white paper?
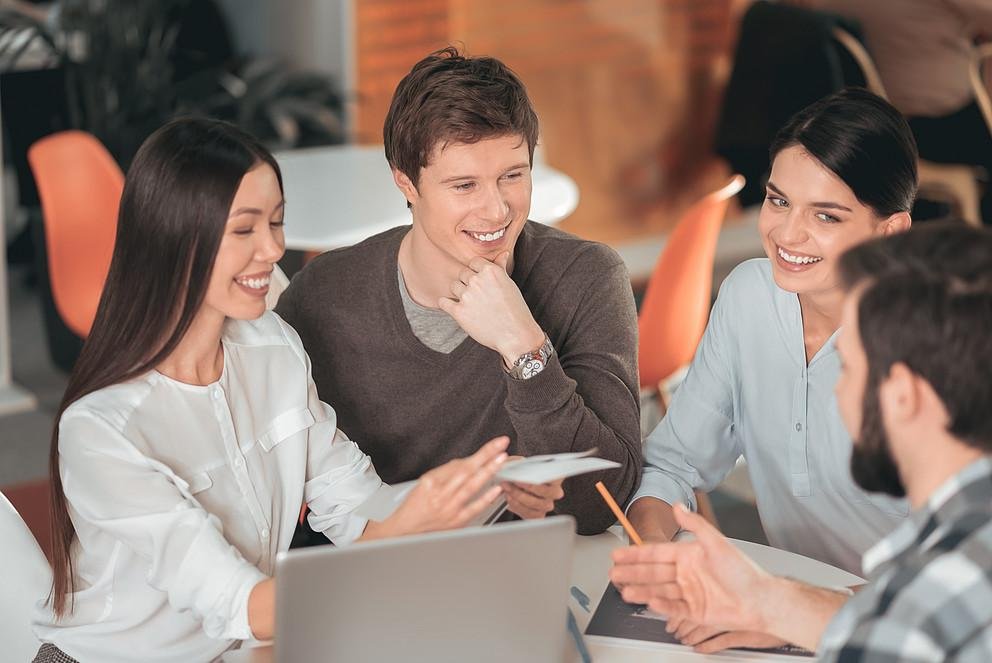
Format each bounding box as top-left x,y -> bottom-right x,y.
511,448 -> 600,463
496,456 -> 620,484
354,449 -> 619,523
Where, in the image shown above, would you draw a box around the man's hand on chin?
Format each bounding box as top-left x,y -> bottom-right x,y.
438,252 -> 544,364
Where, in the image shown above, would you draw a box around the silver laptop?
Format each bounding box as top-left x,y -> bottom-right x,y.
275,516 -> 576,663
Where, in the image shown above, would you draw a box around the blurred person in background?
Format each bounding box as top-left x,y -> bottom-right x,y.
802,0 -> 992,224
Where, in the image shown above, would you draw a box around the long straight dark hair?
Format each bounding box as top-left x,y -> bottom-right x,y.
48,117 -> 282,617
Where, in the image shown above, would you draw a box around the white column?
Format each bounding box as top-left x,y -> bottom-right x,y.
0,87 -> 39,416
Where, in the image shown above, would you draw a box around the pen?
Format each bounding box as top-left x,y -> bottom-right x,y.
570,585 -> 591,613
567,607 -> 592,663
594,481 -> 643,545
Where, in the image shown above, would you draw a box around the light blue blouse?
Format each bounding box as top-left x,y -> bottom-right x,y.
633,259 -> 908,575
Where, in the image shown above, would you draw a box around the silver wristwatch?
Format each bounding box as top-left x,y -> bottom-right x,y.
507,334 -> 554,380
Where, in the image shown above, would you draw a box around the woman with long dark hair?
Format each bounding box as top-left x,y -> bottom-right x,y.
31,118 -> 509,663
629,88 -> 918,569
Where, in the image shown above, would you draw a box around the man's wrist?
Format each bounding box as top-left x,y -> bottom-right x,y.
753,575 -> 794,635
499,323 -> 547,367
756,576 -> 848,650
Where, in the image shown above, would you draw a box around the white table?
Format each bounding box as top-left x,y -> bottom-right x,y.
274,145 -> 580,252
223,529 -> 861,662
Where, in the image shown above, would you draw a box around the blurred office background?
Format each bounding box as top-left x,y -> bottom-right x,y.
3,0 -> 990,558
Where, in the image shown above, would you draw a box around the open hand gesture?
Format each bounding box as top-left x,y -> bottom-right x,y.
609,503 -> 774,635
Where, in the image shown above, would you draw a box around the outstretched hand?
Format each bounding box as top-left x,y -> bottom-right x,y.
608,502 -> 775,635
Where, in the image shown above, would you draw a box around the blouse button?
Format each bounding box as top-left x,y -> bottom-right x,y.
261,528 -> 270,540
234,457 -> 245,470
211,388 -> 222,400
795,422 -> 803,432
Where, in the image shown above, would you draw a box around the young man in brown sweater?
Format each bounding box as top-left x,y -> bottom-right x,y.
276,46 -> 642,537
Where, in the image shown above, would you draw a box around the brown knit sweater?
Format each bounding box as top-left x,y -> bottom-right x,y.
276,221 -> 642,534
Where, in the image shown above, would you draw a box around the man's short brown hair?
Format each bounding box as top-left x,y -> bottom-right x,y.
839,222 -> 992,452
384,46 -> 539,186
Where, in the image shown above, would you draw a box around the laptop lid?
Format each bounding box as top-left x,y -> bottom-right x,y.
275,516 -> 575,663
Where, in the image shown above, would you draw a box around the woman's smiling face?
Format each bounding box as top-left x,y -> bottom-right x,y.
202,163 -> 286,322
758,145 -> 893,297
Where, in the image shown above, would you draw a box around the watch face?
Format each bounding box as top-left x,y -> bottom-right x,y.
521,357 -> 546,379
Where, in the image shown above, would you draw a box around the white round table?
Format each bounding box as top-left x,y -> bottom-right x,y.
222,528 -> 861,662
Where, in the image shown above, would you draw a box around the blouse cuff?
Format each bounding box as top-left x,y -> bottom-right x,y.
625,470 -> 697,516
308,512 -> 371,547
174,519 -> 268,641
223,564 -> 269,641
305,466 -> 381,546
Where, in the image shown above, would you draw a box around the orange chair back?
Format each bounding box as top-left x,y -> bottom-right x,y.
28,131 -> 124,338
638,175 -> 745,388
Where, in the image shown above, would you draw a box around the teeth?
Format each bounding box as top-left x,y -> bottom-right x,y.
237,276 -> 270,290
778,247 -> 822,265
469,227 -> 506,242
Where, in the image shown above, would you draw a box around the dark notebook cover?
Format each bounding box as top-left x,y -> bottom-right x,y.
585,584 -> 813,658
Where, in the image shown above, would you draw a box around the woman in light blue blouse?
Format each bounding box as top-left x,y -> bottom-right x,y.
628,88 -> 917,576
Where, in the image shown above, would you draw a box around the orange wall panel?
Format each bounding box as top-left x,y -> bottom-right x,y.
354,0 -> 738,241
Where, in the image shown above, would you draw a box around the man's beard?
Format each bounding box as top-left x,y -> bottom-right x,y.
850,387 -> 906,498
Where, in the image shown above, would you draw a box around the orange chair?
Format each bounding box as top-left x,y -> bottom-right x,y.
27,131 -> 124,338
638,174 -> 745,394
638,175 -> 745,528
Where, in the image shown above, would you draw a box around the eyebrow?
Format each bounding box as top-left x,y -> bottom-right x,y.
229,200 -> 286,218
766,181 -> 853,212
439,163 -> 531,185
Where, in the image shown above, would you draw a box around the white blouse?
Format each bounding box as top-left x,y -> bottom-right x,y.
33,312 -> 382,663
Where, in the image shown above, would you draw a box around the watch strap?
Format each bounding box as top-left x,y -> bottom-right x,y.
507,333 -> 554,380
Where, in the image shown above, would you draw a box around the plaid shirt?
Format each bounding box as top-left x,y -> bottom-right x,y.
819,457 -> 992,662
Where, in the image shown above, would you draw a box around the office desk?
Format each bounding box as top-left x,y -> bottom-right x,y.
274,145 -> 580,252
223,529 -> 861,662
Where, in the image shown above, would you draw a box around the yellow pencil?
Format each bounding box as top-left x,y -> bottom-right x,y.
594,481 -> 643,545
